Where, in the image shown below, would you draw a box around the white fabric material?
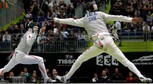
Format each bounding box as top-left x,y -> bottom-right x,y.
2,34 -> 11,42
2,51 -> 48,79
142,25 -> 150,31
66,35 -> 143,79
61,31 -> 69,38
54,18 -> 59,23
1,29 -> 49,79
54,11 -> 143,80
57,11 -> 132,36
114,21 -> 121,30
15,31 -> 37,54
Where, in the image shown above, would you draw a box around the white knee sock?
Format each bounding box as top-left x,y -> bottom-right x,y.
66,46 -> 103,80
38,61 -> 48,79
126,61 -> 143,78
66,58 -> 82,80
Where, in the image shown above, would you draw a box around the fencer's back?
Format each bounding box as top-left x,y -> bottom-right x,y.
83,11 -> 109,36
15,32 -> 33,54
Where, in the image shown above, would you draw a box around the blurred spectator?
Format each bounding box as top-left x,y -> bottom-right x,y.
146,11 -> 153,26
53,24 -> 59,35
67,30 -> 76,51
92,72 -> 98,83
31,70 -> 37,83
111,21 -> 121,40
142,22 -> 150,41
31,1 -> 39,22
46,69 -> 51,77
8,71 -> 14,78
6,71 -> 14,83
76,30 -> 87,48
23,67 -> 31,82
66,4 -> 74,17
13,25 -> 20,34
19,71 -> 26,82
25,11 -> 32,19
111,0 -> 124,15
60,28 -> 69,41
2,31 -> 11,42
48,0 -> 54,13
41,0 -> 49,17
104,68 -> 110,76
46,12 -> 52,19
114,21 -> 121,31
22,0 -> 31,13
7,23 -> 15,34
37,29 -> 46,52
111,68 -> 123,80
98,70 -> 111,83
125,4 -> 134,16
50,69 -> 60,82
126,71 -> 137,83
20,24 -> 26,34
46,31 -> 55,52
12,34 -> 20,49
41,20 -> 51,32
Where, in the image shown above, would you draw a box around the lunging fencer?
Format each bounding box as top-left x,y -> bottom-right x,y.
54,1 -> 152,83
0,26 -> 54,83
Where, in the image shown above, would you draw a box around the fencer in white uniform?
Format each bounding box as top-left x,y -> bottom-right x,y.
54,2 -> 152,83
0,26 -> 53,83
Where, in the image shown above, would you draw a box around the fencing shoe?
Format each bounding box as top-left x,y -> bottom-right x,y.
56,75 -> 67,83
44,77 -> 56,83
139,77 -> 152,83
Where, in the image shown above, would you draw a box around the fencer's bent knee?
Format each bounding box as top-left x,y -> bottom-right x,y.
37,56 -> 44,64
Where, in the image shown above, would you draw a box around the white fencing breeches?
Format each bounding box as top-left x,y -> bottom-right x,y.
66,33 -> 143,79
1,50 -> 48,79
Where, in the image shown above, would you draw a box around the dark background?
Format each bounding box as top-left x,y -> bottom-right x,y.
0,52 -> 153,83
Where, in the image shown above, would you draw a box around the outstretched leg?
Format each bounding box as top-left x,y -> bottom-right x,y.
0,52 -> 18,76
106,42 -> 152,82
18,54 -> 53,82
57,45 -> 104,82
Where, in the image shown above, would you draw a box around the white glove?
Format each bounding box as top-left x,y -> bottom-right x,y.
53,18 -> 59,23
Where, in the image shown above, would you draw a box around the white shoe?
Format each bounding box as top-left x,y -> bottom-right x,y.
56,75 -> 67,83
44,77 -> 54,83
139,77 -> 152,83
0,69 -> 4,77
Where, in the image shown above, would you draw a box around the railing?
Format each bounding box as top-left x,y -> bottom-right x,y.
0,39 -> 153,53
32,40 -> 88,53
1,31 -> 153,53
0,0 -> 24,28
120,31 -> 152,40
0,40 -> 88,53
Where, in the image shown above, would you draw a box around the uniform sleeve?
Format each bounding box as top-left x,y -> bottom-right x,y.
102,12 -> 133,22
58,18 -> 84,27
27,33 -> 37,45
